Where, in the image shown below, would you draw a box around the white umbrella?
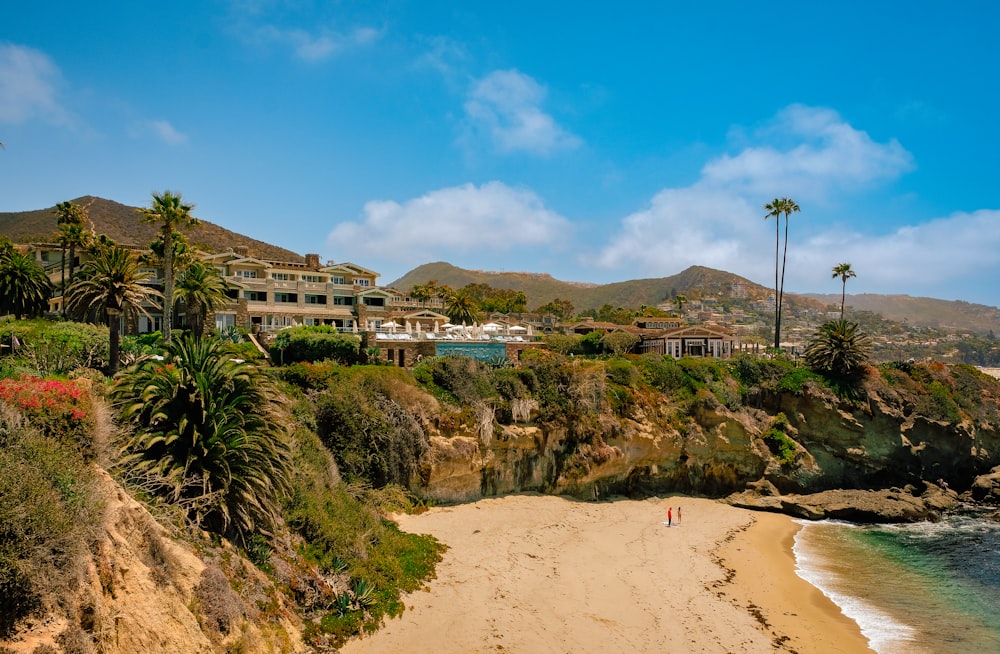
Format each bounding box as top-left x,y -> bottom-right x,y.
382,321 -> 398,331
405,321 -> 412,333
441,322 -> 455,328
482,322 -> 502,332
416,321 -> 422,333
509,325 -> 527,332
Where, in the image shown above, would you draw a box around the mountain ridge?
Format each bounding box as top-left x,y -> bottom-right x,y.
3,198 -> 999,335
0,196 -> 305,263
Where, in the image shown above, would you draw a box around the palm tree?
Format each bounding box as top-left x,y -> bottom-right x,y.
803,319 -> 872,382
139,191 -> 199,343
112,336 -> 292,545
764,197 -> 801,349
445,288 -> 481,326
54,202 -> 89,311
832,262 -> 856,321
66,241 -> 162,375
0,250 -> 52,319
673,294 -> 688,316
175,260 -> 231,337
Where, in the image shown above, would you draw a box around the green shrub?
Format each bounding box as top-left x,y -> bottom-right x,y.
272,326 -> 361,365
0,415 -> 98,637
283,426 -> 443,647
775,367 -> 821,394
412,355 -> 494,406
606,358 -> 640,388
762,413 -> 797,465
636,354 -> 685,393
924,380 -> 962,423
0,319 -> 108,375
278,360 -> 346,390
729,353 -> 763,386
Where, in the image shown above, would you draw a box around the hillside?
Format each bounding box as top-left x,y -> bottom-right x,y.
0,196 -> 305,263
806,293 -> 1000,335
392,263 -> 1000,335
388,262 -> 778,313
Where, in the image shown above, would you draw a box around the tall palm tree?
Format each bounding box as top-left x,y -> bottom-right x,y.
832,262 -> 856,321
175,260 -> 232,337
0,250 -> 52,319
112,336 -> 292,545
54,202 -> 89,312
67,241 -> 162,375
139,191 -> 199,344
764,197 -> 800,349
673,294 -> 688,316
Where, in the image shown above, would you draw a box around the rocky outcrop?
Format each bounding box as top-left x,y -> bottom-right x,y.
966,465 -> 1000,504
725,482 -> 960,523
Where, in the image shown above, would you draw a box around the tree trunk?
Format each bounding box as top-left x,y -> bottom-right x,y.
108,311 -> 121,376
774,217 -> 780,349
60,245 -> 66,318
163,233 -> 173,343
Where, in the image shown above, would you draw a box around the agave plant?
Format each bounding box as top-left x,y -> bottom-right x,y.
351,578 -> 377,611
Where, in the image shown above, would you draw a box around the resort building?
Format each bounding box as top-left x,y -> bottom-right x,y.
637,324 -> 738,359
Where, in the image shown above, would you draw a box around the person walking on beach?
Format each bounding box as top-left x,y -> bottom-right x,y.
677,506 -> 682,525
667,506 -> 673,527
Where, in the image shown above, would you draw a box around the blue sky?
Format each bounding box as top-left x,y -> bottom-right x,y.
3,2 -> 999,307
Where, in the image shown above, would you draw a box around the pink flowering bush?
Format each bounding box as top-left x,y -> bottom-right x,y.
0,375 -> 95,457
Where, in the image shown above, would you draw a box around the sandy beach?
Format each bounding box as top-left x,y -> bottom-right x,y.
340,494 -> 872,654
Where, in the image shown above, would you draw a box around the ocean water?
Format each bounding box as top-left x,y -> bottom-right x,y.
792,509 -> 1000,653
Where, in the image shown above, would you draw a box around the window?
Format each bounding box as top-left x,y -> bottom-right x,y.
271,272 -> 293,281
331,275 -> 346,285
333,295 -> 353,306
363,296 -> 385,307
243,291 -> 267,301
236,269 -> 258,279
215,313 -> 236,330
274,292 -> 298,303
355,278 -> 371,287
302,274 -> 324,283
305,294 -> 327,305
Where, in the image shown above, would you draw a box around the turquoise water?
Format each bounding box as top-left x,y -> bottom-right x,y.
793,510 -> 1000,653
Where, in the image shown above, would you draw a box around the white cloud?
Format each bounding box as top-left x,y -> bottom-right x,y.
0,43 -> 69,125
702,105 -> 914,200
250,24 -> 380,61
794,209 -> 1000,293
327,181 -> 572,268
148,120 -> 188,145
595,105 -> 923,287
464,69 -> 581,155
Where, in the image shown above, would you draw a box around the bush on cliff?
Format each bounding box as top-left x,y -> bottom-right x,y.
312,366 -> 431,487
283,418 -> 443,646
0,404 -> 98,638
271,325 -> 362,365
0,318 -> 108,376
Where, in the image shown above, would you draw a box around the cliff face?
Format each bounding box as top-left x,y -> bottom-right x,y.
1,470 -> 305,654
415,372 -> 1000,509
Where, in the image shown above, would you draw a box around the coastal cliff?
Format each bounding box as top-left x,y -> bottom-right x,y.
400,357 -> 1000,520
